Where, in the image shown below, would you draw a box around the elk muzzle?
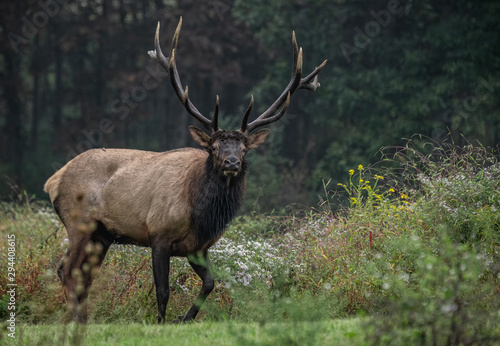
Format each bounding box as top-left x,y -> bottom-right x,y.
223,155 -> 240,174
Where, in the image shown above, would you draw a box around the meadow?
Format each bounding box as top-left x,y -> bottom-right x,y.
1,139 -> 500,345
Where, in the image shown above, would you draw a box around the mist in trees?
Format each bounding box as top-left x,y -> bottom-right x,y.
1,0 -> 499,210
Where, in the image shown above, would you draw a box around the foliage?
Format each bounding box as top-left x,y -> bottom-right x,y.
368,231 -> 500,345
0,197 -> 66,324
366,139 -> 500,344
1,140 -> 499,344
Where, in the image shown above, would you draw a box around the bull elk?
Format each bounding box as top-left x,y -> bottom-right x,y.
44,17 -> 327,323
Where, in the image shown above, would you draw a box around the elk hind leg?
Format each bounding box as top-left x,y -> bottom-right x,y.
59,223 -> 111,323
58,234 -> 91,323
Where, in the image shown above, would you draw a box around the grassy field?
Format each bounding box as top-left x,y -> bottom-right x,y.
12,319 -> 365,345
1,139 -> 500,345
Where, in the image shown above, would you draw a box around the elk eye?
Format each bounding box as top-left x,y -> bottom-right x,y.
212,145 -> 216,151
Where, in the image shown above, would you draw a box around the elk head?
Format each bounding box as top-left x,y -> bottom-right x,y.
148,17 -> 327,178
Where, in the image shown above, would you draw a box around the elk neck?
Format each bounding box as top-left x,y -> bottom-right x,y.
189,154 -> 247,247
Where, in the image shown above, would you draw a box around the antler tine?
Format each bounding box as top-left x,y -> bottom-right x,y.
212,95 -> 220,132
299,59 -> 328,91
149,17 -> 213,132
239,95 -> 254,133
170,17 -> 182,53
148,22 -> 170,72
291,31 -> 299,76
168,48 -> 213,131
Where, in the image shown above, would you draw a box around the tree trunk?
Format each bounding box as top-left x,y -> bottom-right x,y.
30,35 -> 40,150
2,44 -> 24,186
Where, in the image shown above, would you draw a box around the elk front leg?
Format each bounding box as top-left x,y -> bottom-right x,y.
181,251 -> 214,322
152,246 -> 170,323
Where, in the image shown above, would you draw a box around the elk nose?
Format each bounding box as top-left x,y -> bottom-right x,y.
224,156 -> 240,171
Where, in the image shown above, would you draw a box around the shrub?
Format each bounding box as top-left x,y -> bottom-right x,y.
364,139 -> 500,344
0,199 -> 67,323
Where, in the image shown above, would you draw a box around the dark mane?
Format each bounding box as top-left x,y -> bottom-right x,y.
190,155 -> 247,246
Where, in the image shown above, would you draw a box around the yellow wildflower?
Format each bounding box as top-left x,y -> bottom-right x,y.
349,169 -> 355,175
374,175 -> 384,180
350,197 -> 357,204
358,164 -> 364,171
389,188 -> 395,193
400,193 -> 409,200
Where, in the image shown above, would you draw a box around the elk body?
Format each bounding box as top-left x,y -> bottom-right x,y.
44,17 -> 326,323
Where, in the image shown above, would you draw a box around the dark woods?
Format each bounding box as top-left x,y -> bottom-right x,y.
1,0 -> 500,209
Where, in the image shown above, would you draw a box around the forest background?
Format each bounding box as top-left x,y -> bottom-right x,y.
1,0 -> 499,210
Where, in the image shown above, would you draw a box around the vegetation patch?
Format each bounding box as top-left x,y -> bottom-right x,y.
1,139 -> 499,344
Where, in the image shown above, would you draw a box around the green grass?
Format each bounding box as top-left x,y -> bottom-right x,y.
12,319 -> 365,346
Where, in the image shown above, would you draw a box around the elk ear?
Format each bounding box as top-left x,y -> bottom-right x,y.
189,126 -> 211,148
247,129 -> 270,150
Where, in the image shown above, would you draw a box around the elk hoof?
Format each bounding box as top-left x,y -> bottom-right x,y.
173,315 -> 194,324
173,315 -> 186,324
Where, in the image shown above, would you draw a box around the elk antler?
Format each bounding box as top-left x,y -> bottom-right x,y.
148,17 -> 217,132
149,18 -> 327,134
240,32 -> 328,134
